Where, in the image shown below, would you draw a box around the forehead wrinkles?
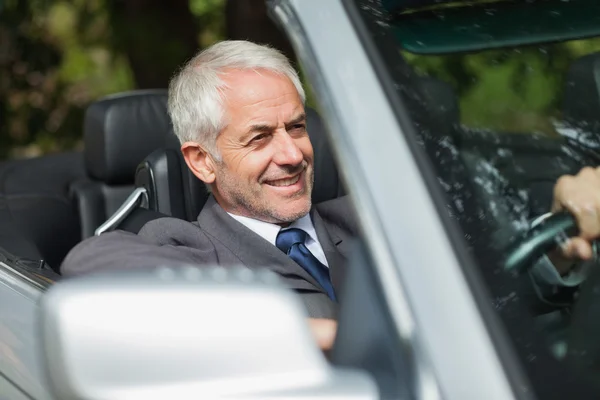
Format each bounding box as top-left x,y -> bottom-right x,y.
221,70 -> 300,110
218,70 -> 304,149
226,91 -> 300,126
241,92 -> 298,112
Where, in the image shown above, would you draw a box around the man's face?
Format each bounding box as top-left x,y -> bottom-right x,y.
209,69 -> 314,224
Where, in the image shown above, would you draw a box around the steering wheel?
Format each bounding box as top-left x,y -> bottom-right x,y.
504,213 -> 600,381
504,212 -> 579,273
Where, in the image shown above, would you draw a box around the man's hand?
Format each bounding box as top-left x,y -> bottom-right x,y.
550,166 -> 600,272
308,318 -> 337,351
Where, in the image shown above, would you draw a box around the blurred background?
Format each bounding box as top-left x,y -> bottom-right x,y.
0,0 -> 299,160
4,0 -> 600,161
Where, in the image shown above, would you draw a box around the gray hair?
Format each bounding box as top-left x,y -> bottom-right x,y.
168,40 -> 306,158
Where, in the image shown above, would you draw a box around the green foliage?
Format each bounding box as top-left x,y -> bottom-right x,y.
6,0 -> 600,161
190,0 -> 226,48
404,37 -> 600,136
0,0 -> 136,158
1,0 -> 225,160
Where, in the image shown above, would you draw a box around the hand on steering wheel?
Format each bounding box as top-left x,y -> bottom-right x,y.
506,166 -> 600,273
552,167 -> 600,260
504,212 -> 580,273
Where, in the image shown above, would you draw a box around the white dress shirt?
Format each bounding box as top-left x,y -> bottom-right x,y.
227,212 -> 329,267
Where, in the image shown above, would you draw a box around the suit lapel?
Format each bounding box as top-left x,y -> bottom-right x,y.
310,208 -> 351,295
197,196 -> 325,293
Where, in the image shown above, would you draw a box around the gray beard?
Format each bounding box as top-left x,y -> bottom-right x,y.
214,165 -> 314,224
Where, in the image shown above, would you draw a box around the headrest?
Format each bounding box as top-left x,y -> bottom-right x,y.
84,89 -> 171,184
306,108 -> 342,204
563,53 -> 600,131
165,125 -> 181,149
161,126 -> 211,221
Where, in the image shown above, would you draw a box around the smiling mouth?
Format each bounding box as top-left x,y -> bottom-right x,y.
266,172 -> 302,187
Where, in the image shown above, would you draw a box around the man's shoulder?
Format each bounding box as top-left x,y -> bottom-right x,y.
60,217 -> 214,276
137,216 -> 205,245
313,195 -> 357,234
314,195 -> 352,216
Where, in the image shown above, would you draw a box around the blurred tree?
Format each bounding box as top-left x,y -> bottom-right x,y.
0,1 -> 63,159
104,0 -> 199,88
223,0 -> 318,106
0,0 -> 228,160
0,0 -> 306,160
5,0 -> 600,161
225,0 -> 296,65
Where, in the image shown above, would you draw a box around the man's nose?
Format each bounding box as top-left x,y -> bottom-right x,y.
273,131 -> 303,166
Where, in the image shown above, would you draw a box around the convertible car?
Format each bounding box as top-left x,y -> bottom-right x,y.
3,0 -> 600,398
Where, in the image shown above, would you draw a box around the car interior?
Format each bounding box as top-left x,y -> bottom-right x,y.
0,91 -> 346,274
0,90 -> 170,270
0,48 -> 594,279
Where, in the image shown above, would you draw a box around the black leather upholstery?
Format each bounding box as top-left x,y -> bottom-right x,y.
134,123 -> 209,221
0,90 -> 172,270
308,108 -> 345,203
84,89 -> 171,184
70,181 -> 136,237
136,145 -> 197,221
134,107 -> 343,222
0,152 -> 86,268
72,90 -> 171,238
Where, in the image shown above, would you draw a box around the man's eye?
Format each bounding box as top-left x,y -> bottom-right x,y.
291,124 -> 306,131
250,134 -> 268,143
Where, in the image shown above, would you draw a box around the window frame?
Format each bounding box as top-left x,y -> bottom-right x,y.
268,0 -> 526,398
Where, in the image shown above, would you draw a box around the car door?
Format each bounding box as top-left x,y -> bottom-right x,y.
0,249 -> 56,399
270,0 -> 600,398
268,0 -> 523,398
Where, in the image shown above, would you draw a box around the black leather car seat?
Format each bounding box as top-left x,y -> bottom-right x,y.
134,126 -> 208,222
70,90 -> 171,239
0,152 -> 86,266
0,90 -> 172,271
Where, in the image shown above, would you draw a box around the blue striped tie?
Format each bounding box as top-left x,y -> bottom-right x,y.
276,228 -> 336,301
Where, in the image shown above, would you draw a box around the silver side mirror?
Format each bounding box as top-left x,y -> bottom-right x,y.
39,266 -> 378,399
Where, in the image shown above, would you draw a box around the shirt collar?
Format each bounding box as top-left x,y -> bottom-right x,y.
227,212 -> 317,246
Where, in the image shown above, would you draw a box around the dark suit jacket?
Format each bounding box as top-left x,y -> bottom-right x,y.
61,195 -> 357,318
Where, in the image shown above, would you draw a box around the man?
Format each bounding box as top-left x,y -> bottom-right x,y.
61,40 -> 352,349
61,40 -> 600,350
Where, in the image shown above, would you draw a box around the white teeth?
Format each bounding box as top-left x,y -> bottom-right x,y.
269,174 -> 300,187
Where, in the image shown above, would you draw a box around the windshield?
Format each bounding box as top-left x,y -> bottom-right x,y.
354,0 -> 600,397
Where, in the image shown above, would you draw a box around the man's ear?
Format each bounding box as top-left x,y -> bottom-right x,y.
181,142 -> 216,184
